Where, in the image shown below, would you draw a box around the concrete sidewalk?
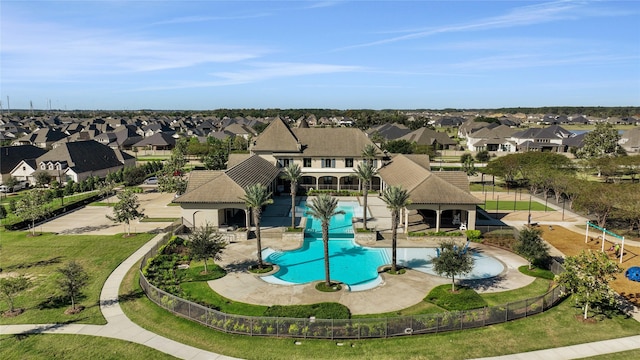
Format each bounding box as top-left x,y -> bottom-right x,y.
1,233 -> 240,360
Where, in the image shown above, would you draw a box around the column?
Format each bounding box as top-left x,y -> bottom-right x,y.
435,209 -> 442,232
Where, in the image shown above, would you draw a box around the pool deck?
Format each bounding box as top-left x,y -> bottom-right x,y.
210,196 -> 535,315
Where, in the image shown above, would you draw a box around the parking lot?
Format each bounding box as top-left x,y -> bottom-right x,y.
39,191 -> 182,235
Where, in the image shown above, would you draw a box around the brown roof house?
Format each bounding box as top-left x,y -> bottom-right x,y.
174,117 -> 482,234
173,155 -> 281,230
378,154 -> 482,232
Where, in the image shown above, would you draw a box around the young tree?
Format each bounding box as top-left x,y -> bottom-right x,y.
241,183 -> 273,269
514,226 -> 550,270
34,171 -> 52,188
281,163 -> 302,229
475,150 -> 491,163
305,194 -> 345,287
15,189 -> 49,235
461,154 -> 477,176
381,186 -> 411,273
556,250 -> 621,320
433,240 -> 474,292
0,275 -> 31,315
106,189 -> 145,236
57,261 -> 89,311
353,162 -> 376,230
0,205 -> 7,224
188,224 -> 226,274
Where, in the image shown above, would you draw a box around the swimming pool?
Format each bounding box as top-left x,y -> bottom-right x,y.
262,201 -> 505,291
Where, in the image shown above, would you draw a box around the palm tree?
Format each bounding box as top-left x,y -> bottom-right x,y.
381,186 -> 411,272
241,183 -> 273,269
281,163 -> 302,229
362,144 -> 378,162
353,162 -> 376,230
305,194 -> 345,287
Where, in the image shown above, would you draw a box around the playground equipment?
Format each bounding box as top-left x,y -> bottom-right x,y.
625,266 -> 640,282
585,221 -> 625,264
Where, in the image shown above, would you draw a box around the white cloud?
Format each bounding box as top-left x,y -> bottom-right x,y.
1,19 -> 267,81
337,0 -> 612,50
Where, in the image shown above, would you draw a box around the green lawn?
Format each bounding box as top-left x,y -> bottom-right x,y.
119,267 -> 640,360
0,230 -> 154,325
0,335 -> 178,360
480,200 -> 553,212
481,278 -> 552,306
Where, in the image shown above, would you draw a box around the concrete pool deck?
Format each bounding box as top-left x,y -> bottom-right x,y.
211,195 -> 535,315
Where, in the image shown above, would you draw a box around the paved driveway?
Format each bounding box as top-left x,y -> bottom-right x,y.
39,192 -> 182,235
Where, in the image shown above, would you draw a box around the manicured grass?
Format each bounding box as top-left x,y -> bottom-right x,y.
480,278 -> 552,306
0,231 -> 154,325
88,201 -> 115,207
425,284 -> 487,310
0,335 -> 178,360
480,200 -> 553,212
180,282 -> 268,316
120,265 -> 640,360
518,266 -> 556,280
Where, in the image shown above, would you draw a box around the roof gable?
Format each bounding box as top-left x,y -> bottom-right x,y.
251,117 -> 300,152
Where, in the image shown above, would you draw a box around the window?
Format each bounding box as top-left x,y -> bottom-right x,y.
345,158 -> 354,167
322,158 -> 335,168
279,158 -> 292,167
48,163 -> 54,170
303,158 -> 312,167
40,162 -> 46,170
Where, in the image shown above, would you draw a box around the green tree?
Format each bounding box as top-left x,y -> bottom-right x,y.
106,189 -> 145,236
353,162 -> 376,230
576,122 -> 623,161
475,150 -> 491,163
281,163 -> 302,229
380,186 -> 411,272
188,223 -> 226,274
0,205 -> 7,224
34,171 -> 52,188
159,138 -> 188,193
362,144 -> 378,161
57,261 -> 89,311
305,194 -> 345,287
556,250 -> 621,319
0,275 -> 31,314
433,240 -> 474,292
614,183 -> 640,234
202,149 -> 228,170
15,189 -> 49,235
514,227 -> 550,270
572,182 -> 620,228
461,154 -> 477,176
4,176 -> 19,190
241,183 -> 273,269
383,139 -> 413,154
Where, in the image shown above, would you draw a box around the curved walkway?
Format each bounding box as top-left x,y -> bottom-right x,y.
0,233 -> 240,360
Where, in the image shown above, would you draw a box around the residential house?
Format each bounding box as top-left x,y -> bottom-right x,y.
619,127 -> 640,153
465,125 -> 519,152
509,125 -> 576,152
11,140 -> 135,185
399,127 -> 457,150
132,132 -> 177,151
0,145 -> 47,184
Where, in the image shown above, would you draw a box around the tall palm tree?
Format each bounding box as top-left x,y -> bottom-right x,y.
305,194 -> 345,287
241,183 -> 273,269
281,163 -> 302,229
381,186 -> 411,272
353,162 -> 376,230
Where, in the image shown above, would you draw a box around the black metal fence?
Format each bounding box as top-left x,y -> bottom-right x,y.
138,235 -> 566,339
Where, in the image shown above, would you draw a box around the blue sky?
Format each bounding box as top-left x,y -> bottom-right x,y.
1,0 -> 639,110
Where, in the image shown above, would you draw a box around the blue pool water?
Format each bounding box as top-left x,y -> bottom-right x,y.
262,201 -> 505,291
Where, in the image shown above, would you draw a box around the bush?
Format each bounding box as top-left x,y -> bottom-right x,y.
425,284 -> 487,311
264,302 -> 351,319
475,150 -> 491,162
465,230 -> 482,242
